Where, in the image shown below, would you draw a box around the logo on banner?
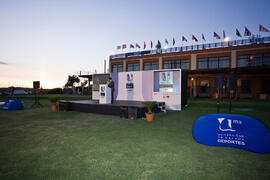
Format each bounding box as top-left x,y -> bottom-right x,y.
126,73 -> 134,89
216,117 -> 245,146
100,86 -> 105,96
217,118 -> 236,132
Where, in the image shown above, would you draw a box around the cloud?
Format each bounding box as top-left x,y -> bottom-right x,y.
0,61 -> 8,65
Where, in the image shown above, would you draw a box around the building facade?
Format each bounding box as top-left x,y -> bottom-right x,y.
109,37 -> 270,99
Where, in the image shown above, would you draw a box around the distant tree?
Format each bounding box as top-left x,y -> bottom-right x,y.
65,75 -> 80,94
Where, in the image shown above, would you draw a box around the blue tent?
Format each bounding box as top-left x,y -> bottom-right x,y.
1,98 -> 22,111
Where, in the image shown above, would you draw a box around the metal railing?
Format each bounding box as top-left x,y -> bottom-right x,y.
111,36 -> 270,59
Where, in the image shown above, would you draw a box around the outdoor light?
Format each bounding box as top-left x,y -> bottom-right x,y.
191,78 -> 194,81
224,37 -> 230,42
164,46 -> 168,49
250,56 -> 254,60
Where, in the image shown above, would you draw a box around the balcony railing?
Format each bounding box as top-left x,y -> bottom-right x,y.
111,36 -> 270,59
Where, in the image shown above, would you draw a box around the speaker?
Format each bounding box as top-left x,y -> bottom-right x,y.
33,81 -> 40,89
227,75 -> 237,91
213,76 -> 224,91
128,107 -> 137,119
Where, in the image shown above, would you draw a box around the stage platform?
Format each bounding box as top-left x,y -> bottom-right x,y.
58,100 -> 164,119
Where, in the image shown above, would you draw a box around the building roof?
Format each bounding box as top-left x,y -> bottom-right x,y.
110,36 -> 270,61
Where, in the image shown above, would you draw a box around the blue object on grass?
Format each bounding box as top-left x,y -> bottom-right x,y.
193,114 -> 270,154
1,98 -> 22,111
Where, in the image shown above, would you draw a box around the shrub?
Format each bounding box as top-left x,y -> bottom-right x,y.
142,101 -> 156,113
48,88 -> 62,94
48,95 -> 59,104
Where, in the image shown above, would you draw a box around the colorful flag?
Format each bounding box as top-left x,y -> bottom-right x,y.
117,45 -> 121,50
214,32 -> 221,39
122,44 -> 127,49
202,34 -> 206,41
156,40 -> 161,49
236,28 -> 242,37
144,42 -> 146,49
130,44 -> 134,48
173,38 -> 175,46
244,27 -> 252,36
192,35 -> 198,42
223,31 -> 226,39
151,41 -> 153,48
182,36 -> 187,42
259,24 -> 269,32
165,39 -> 169,45
136,43 -> 140,48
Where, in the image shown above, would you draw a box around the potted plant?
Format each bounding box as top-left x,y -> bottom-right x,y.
142,101 -> 156,122
48,95 -> 59,111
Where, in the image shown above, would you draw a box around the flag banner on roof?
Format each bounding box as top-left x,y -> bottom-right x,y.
236,28 -> 242,37
223,31 -> 226,39
202,34 -> 206,41
214,32 -> 221,39
244,27 -> 252,36
144,42 -> 146,49
136,43 -> 140,48
192,35 -> 198,42
122,44 -> 127,49
156,40 -> 161,49
151,41 -> 153,48
182,36 -> 187,42
117,45 -> 121,50
130,44 -> 134,48
259,24 -> 269,32
165,39 -> 169,45
173,38 -> 175,46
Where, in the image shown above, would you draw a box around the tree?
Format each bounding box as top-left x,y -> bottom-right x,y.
65,75 -> 80,94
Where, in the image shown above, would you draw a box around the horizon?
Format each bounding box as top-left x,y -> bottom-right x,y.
1,0 -> 270,88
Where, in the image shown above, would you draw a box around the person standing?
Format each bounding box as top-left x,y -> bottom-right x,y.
108,77 -> 114,104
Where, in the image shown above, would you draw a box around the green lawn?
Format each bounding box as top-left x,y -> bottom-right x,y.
0,95 -> 270,180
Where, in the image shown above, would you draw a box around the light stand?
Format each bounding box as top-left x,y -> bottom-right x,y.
31,81 -> 43,108
31,89 -> 43,108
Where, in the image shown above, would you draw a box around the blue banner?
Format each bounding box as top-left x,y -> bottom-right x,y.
193,114 -> 270,154
1,98 -> 22,111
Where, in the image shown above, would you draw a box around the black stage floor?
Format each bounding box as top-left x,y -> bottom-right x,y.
59,100 -> 164,119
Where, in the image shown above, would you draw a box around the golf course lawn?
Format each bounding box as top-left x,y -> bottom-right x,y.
0,95 -> 269,179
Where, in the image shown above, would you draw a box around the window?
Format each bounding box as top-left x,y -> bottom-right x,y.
237,56 -> 249,67
237,53 -> 270,67
208,57 -> 219,69
198,58 -> 208,69
112,64 -> 123,72
219,57 -> 230,68
250,54 -> 263,67
240,80 -> 251,93
144,62 -> 158,70
264,54 -> 270,66
261,79 -> 270,94
198,57 -> 229,69
200,80 -> 209,94
163,59 -> 190,70
127,63 -> 139,72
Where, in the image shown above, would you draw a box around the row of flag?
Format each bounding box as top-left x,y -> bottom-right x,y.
116,24 -> 269,50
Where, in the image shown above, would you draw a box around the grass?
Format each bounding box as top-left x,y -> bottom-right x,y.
0,95 -> 270,179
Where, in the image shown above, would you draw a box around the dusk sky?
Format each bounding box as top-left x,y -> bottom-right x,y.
0,0 -> 270,88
